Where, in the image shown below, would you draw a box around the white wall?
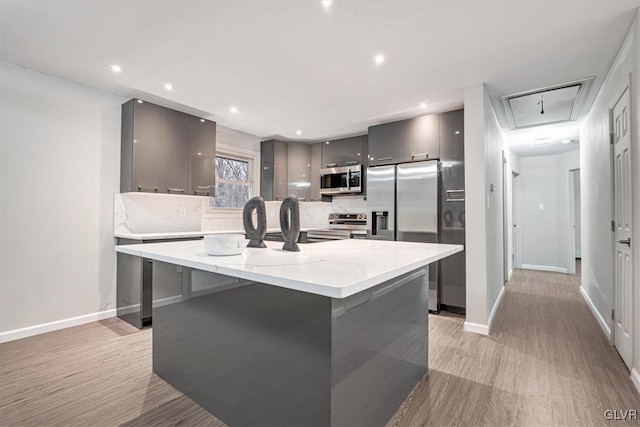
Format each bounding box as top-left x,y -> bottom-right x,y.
579,10 -> 640,389
463,83 -> 517,335
519,149 -> 580,274
0,63 -> 125,336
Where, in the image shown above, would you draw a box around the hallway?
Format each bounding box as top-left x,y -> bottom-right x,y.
1,269 -> 638,426
391,268 -> 640,426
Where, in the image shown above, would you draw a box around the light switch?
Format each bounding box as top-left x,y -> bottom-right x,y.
538,203 -> 544,210
179,206 -> 187,217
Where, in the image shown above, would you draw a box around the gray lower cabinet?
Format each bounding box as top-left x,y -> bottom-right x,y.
260,140 -> 288,201
368,121 -> 403,166
121,99 -> 216,195
402,114 -> 439,162
188,116 -> 216,196
116,237 -> 200,329
287,143 -> 311,201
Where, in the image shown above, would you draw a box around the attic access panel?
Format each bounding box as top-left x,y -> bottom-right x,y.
500,77 -> 594,130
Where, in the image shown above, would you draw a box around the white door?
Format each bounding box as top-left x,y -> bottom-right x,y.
613,88 -> 633,370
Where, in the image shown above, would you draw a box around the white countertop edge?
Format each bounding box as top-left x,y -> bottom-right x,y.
115,228 -> 312,241
115,243 -> 463,299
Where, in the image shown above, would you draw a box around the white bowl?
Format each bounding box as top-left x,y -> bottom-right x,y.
204,234 -> 246,256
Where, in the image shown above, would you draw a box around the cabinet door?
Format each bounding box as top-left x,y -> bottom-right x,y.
368,121 -> 403,166
341,136 -> 365,166
132,101 -> 164,193
402,114 -> 439,162
287,143 -> 311,201
161,108 -> 190,194
260,141 -> 275,201
188,116 -> 216,196
321,140 -> 342,168
274,141 -> 288,200
310,143 -> 322,201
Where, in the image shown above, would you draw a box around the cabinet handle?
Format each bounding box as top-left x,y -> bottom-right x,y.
196,185 -> 212,189
411,153 -> 429,160
138,186 -> 158,193
194,189 -> 211,196
326,163 -> 337,168
377,157 -> 393,162
345,160 -> 358,165
166,188 -> 186,194
446,198 -> 465,202
446,189 -> 465,193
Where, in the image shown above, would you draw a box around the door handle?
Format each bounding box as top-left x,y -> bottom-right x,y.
345,160 -> 358,165
166,188 -> 186,194
617,238 -> 631,246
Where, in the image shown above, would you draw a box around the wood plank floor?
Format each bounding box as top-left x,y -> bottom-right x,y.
1,268 -> 639,426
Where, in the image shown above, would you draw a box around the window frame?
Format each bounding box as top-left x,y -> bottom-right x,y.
209,145 -> 259,210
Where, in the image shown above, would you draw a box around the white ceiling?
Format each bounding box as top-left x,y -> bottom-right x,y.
1,1 -> 638,151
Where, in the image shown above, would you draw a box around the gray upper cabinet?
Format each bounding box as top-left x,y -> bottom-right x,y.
287,143 -> 311,201
121,99 -> 216,195
188,116 -> 216,196
321,135 -> 366,168
368,121 -> 403,166
129,100 -> 164,193
402,114 -> 439,162
321,140 -> 342,168
162,108 -> 190,194
310,143 -> 322,201
260,140 -> 288,201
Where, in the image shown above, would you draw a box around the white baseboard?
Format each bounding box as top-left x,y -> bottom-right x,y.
488,286 -> 506,331
0,309 -> 116,344
521,264 -> 568,274
631,368 -> 640,396
579,286 -> 612,340
463,321 -> 489,335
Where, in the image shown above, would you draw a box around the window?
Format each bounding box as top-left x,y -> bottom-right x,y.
210,155 -> 252,208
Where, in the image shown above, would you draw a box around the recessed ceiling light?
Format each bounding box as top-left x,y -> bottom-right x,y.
321,0 -> 332,8
229,106 -> 239,114
136,99 -> 143,104
296,130 -> 302,136
110,64 -> 122,73
419,102 -> 427,109
374,54 -> 385,65
164,83 -> 173,91
561,139 -> 572,144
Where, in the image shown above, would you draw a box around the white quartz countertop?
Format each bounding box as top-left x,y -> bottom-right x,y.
115,239 -> 463,299
115,228 -> 310,241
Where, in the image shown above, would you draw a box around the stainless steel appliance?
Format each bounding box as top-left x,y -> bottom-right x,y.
307,213 -> 368,241
366,109 -> 466,314
367,161 -> 440,311
319,165 -> 362,195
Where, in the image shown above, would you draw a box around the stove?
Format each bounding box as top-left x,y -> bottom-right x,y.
307,213 -> 368,241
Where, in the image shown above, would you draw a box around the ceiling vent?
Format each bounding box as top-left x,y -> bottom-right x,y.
500,77 -> 594,130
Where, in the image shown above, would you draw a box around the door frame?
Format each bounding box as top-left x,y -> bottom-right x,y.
512,171 -> 520,270
502,151 -> 509,284
609,80 -> 634,358
568,169 -> 580,275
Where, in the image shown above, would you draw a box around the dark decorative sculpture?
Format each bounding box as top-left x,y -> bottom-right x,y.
280,195 -> 301,252
243,196 -> 267,248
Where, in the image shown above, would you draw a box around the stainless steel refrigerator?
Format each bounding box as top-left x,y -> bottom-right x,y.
367,160 -> 440,311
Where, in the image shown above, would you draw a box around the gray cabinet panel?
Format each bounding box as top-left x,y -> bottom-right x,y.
310,143 -> 322,201
260,140 -> 288,201
321,140 -> 342,168
132,100 -> 164,193
368,122 -> 403,166
161,108 -> 189,194
341,136 -> 365,166
274,141 -> 288,200
188,116 -> 216,196
287,143 -> 311,201
402,114 -> 439,162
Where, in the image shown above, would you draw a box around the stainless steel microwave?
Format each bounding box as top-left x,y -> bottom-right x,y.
320,164 -> 362,195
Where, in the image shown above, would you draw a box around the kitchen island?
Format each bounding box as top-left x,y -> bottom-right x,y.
116,239 -> 463,427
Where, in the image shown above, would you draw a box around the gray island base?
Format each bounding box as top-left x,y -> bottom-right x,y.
153,266 -> 429,427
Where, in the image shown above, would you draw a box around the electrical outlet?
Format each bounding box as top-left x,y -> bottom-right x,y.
179,206 -> 187,217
